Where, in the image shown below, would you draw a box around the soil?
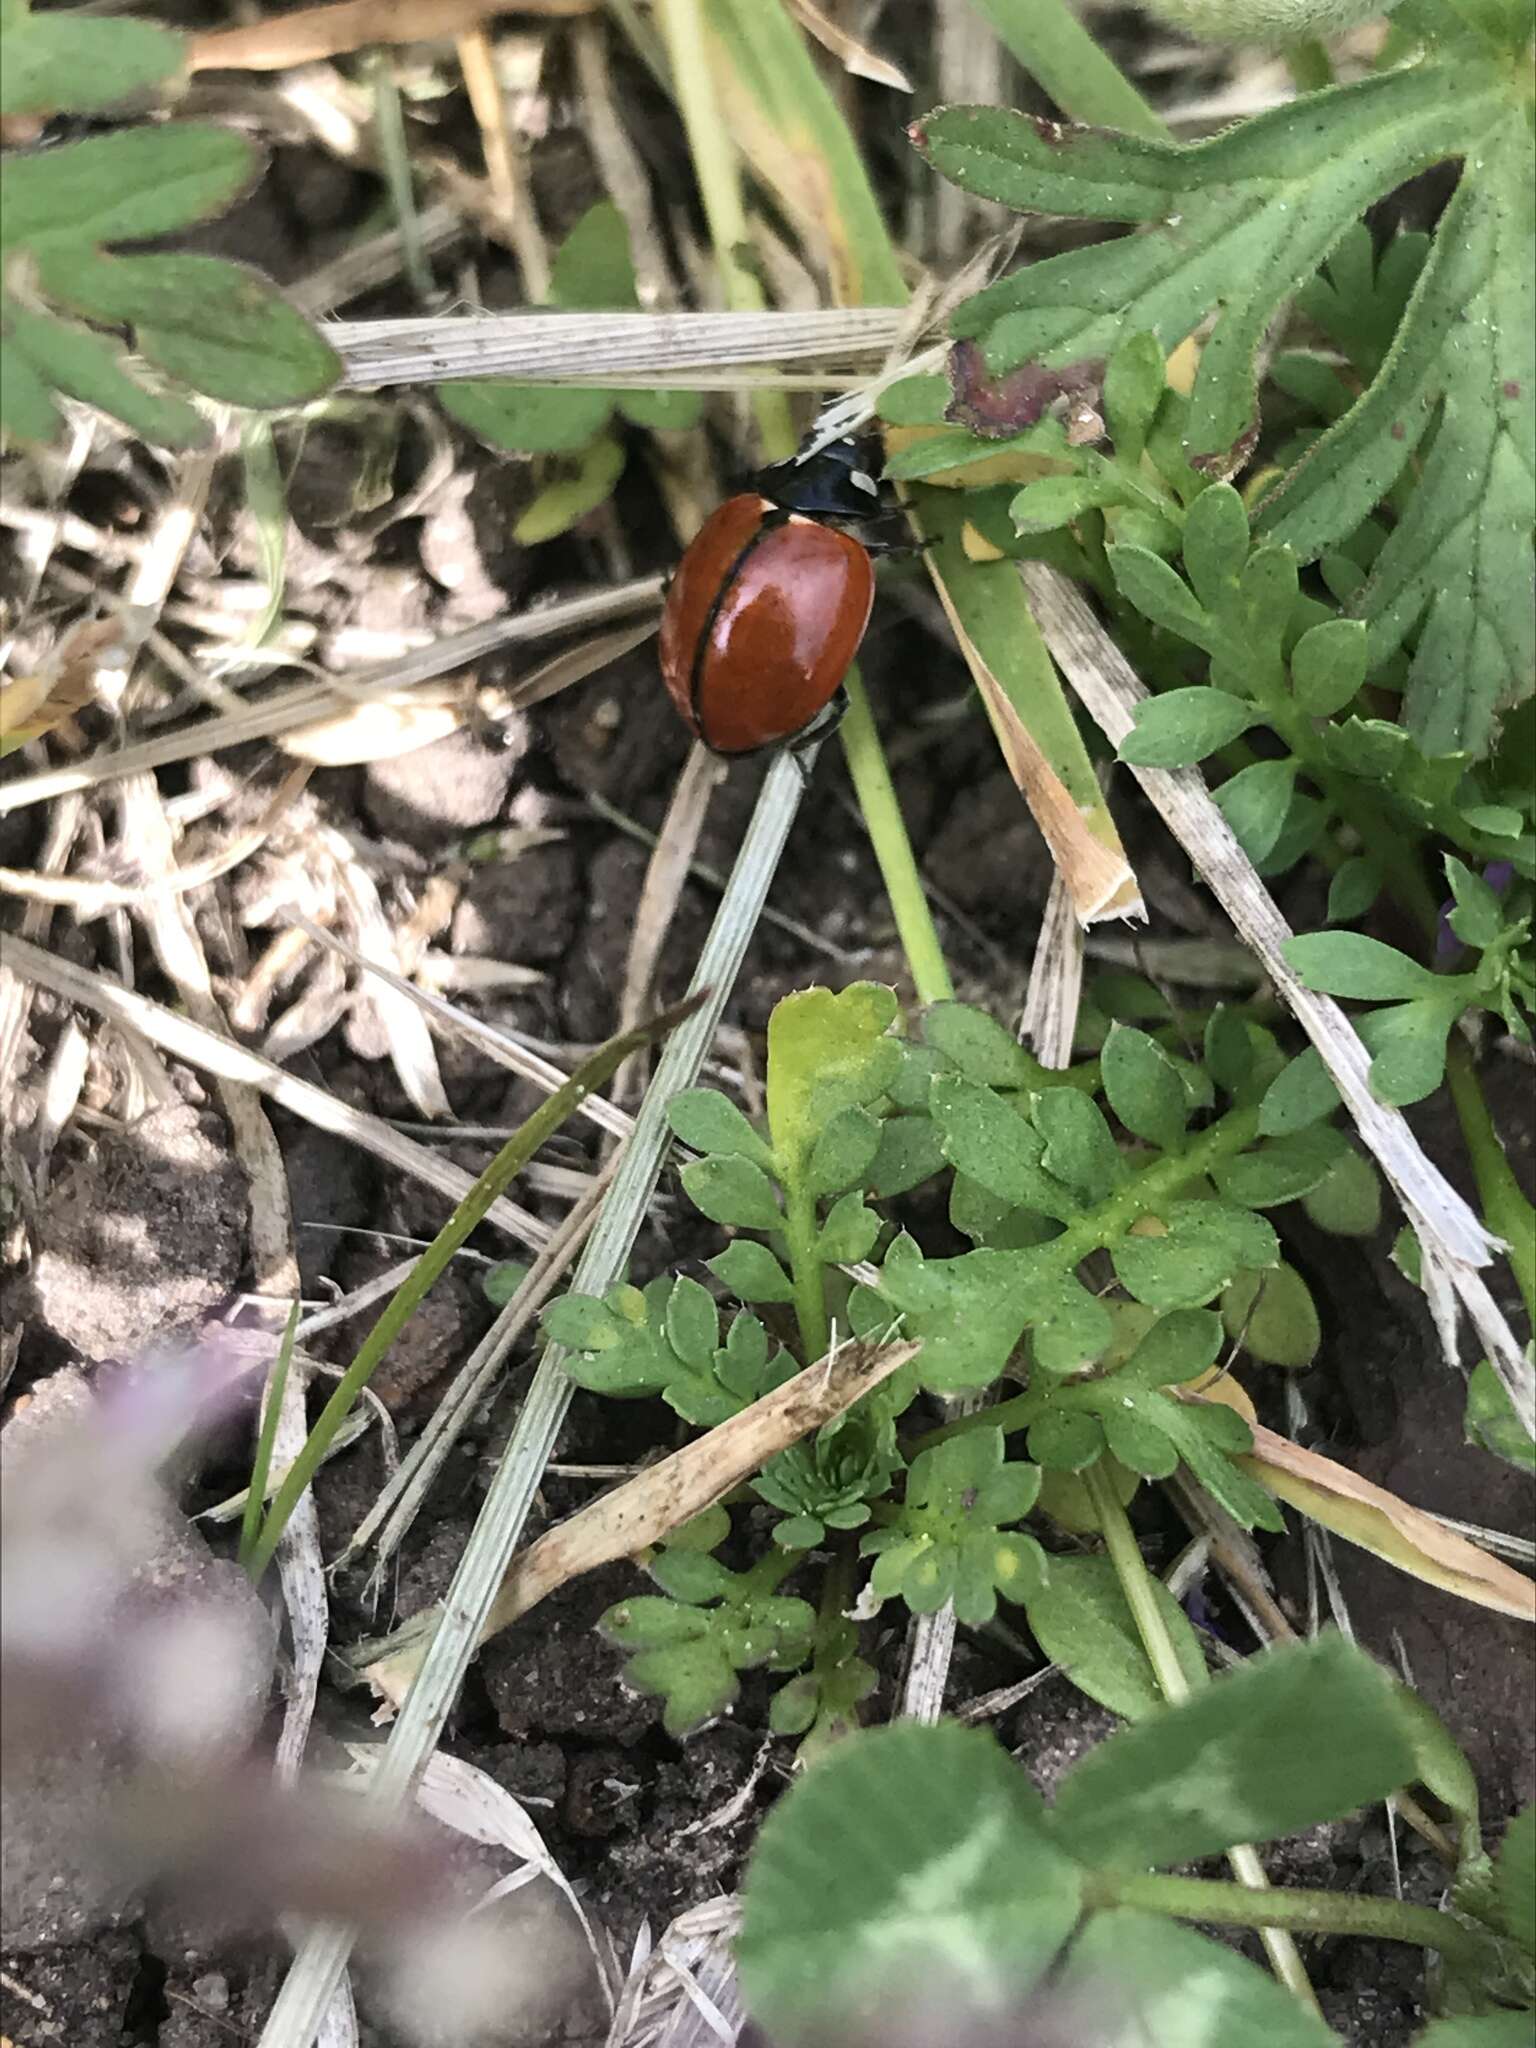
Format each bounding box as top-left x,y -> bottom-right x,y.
2,15 -> 1534,2048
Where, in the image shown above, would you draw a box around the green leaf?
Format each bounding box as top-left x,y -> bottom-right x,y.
1412,2020 -> 1536,2048
807,1104 -> 882,1199
1291,616 -> 1369,716
1465,1360 -> 1536,1473
512,435 -> 627,544
1051,1912 -> 1340,2048
767,983 -> 901,1180
1358,998 -> 1457,1106
737,1721 -> 1084,2042
1032,1086 -> 1123,1202
865,1114 -> 947,1198
1050,1633 -> 1422,1871
0,5 -> 184,116
1029,1275 -> 1114,1377
1118,687 -> 1256,768
1101,1024 -> 1191,1149
1103,329 -> 1165,466
1497,1804 -> 1535,1956
0,124 -> 256,247
2,301 -> 206,448
1258,114 -> 1534,758
1108,545 -> 1215,646
665,1274 -> 718,1370
1328,856 -> 1383,923
872,1238 -> 1037,1391
1282,931 -> 1441,999
1010,472 -> 1118,535
438,379 -> 613,454
1259,1049 -> 1341,1136
923,998 -> 1038,1087
1117,1308 -> 1224,1386
668,1087 -> 775,1168
1213,759 -> 1296,865
547,198 -> 636,310
815,1191 -> 881,1264
1028,1408 -> 1103,1471
1215,1126 -> 1348,1207
648,1548 -> 733,1604
925,71 -> 1506,462
1025,1556 -> 1206,1721
1222,1264 -> 1322,1368
1444,856 -> 1507,950
709,1240 -> 795,1304
1113,1201 -> 1279,1310
680,1153 -> 783,1231
36,246 -> 339,408
931,1075 -> 1080,1219
0,330 -> 59,441
1302,1144 -> 1383,1237
1182,483 -> 1250,610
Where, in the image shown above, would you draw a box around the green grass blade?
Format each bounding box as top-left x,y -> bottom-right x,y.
966,0 -> 1168,141
238,1299 -> 298,1574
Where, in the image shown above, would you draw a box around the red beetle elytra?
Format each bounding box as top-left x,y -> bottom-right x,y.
658,435 -> 894,756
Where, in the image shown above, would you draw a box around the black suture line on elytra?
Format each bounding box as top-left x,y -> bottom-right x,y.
688,507 -> 791,751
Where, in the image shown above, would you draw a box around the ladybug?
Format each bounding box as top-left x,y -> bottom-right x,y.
658,434 -> 897,756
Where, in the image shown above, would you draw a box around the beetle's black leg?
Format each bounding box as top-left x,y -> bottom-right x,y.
787,685 -> 850,770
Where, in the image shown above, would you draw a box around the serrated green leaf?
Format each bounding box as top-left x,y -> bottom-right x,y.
600,1595 -> 712,1649
767,982 -> 901,1180
816,1190 -> 881,1264
921,70 -> 1505,464
872,1238 -> 1037,1391
1282,930 -> 1442,999
1101,1024 -> 1192,1149
1222,1264 -> 1322,1367
0,6 -> 183,117
1118,687 -> 1256,768
1213,759 -> 1296,864
1258,113 -> 1534,758
1050,1633 -> 1421,1870
737,1720 -> 1083,2041
1259,1049 -> 1342,1136
680,1152 -> 783,1231
1444,856 -> 1506,950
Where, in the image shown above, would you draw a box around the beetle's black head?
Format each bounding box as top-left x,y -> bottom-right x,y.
754,430 -> 888,523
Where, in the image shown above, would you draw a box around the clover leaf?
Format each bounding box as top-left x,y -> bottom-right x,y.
1,124 -> 340,448
860,1426 -> 1044,1625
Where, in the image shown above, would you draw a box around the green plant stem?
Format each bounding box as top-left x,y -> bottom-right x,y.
1083,1464 -> 1321,2012
967,0 -> 1168,140
745,1547 -> 801,1597
245,994 -> 702,1583
1447,1040 -> 1536,1323
655,0 -> 794,457
367,53 -> 432,301
1084,1869 -> 1490,1964
239,1301 -> 297,1573
783,1175 -> 831,1364
839,668 -> 955,1006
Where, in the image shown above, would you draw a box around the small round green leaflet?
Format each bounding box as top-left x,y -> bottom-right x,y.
736,1720 -> 1083,2045
1221,1264 -> 1322,1367
1024,1555 -> 1206,1720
